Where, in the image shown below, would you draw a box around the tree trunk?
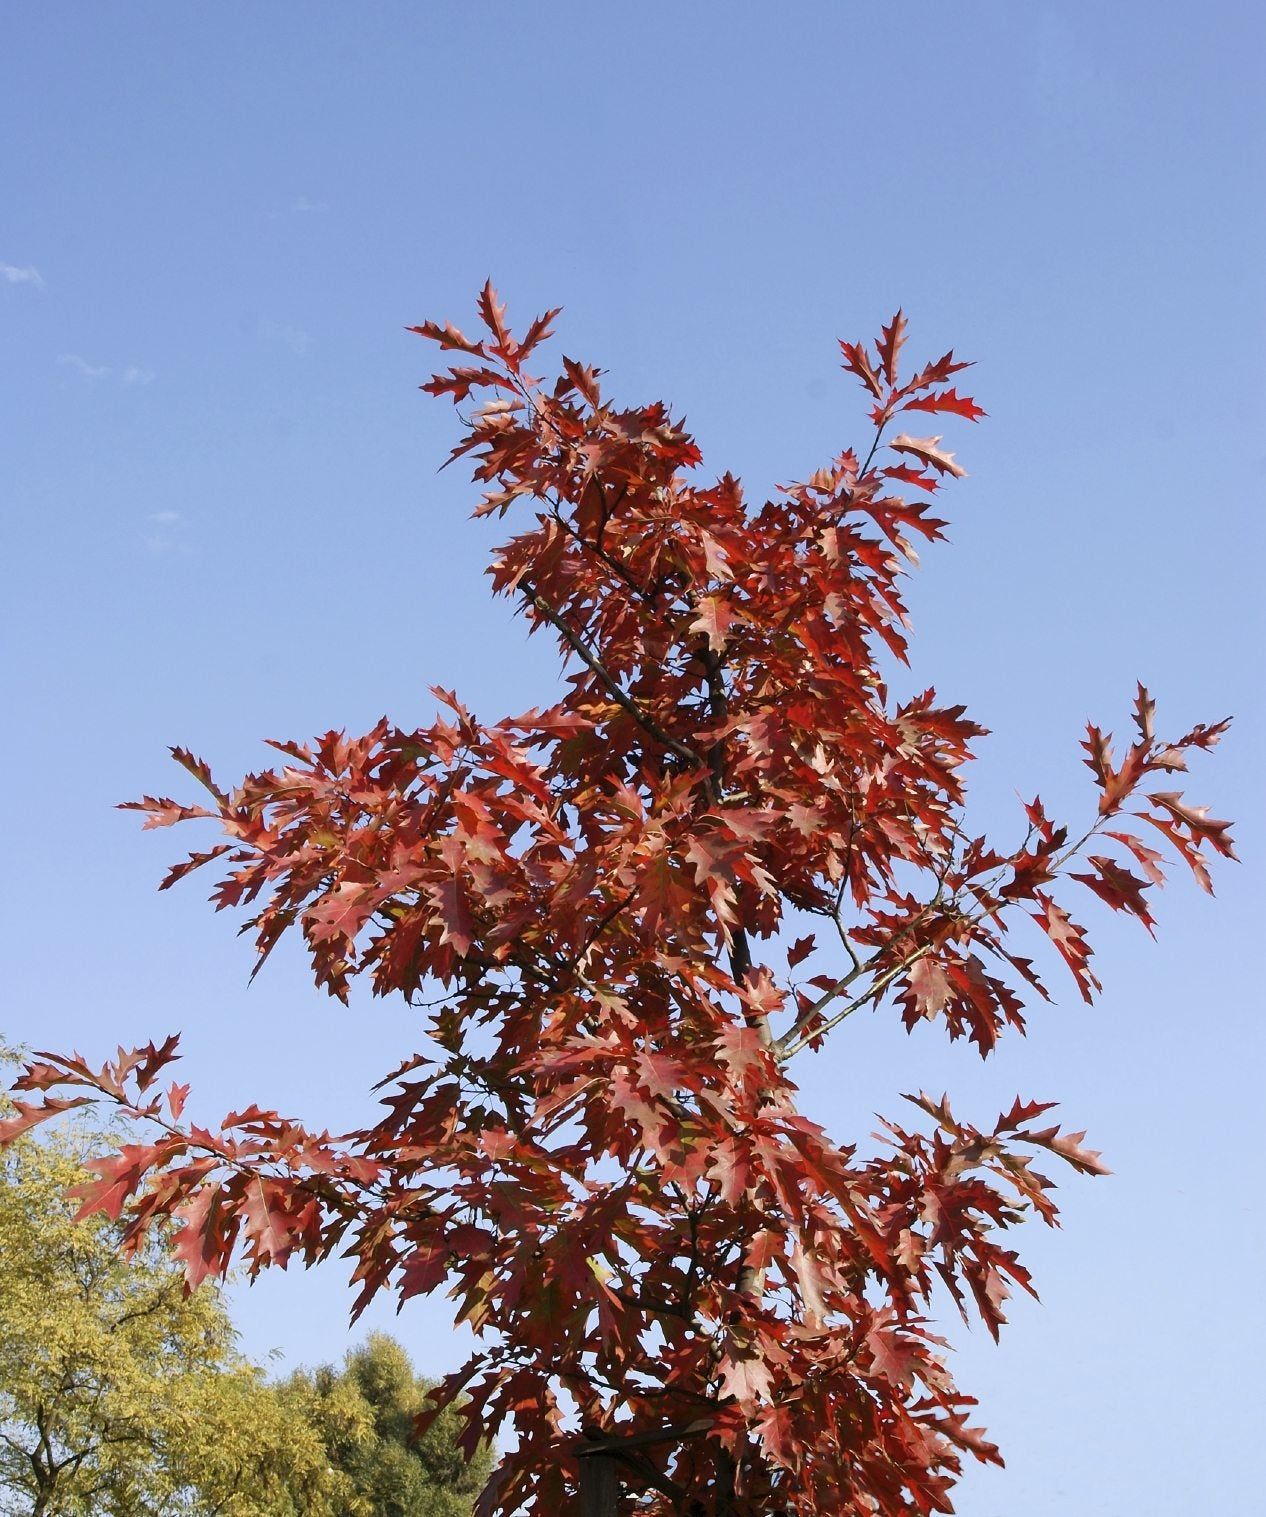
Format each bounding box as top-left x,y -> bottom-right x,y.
579,1451 -> 620,1516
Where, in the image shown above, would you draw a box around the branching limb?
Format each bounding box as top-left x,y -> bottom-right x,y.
521,584 -> 704,770
776,947 -> 932,1062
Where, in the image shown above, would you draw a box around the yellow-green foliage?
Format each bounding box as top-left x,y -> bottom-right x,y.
0,1109 -> 337,1516
0,1041 -> 490,1516
280,1333 -> 495,1517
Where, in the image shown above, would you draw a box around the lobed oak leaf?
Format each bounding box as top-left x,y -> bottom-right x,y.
1022,1123 -> 1110,1176
426,874 -> 476,957
517,306 -> 562,360
171,1184 -> 224,1290
721,1006 -> 780,1068
904,957 -> 953,1019
698,529 -> 734,582
120,795 -> 218,831
900,387 -> 986,421
134,1033 -> 181,1093
745,1229 -> 782,1273
169,746 -> 228,803
477,279 -> 513,355
999,843 -> 1057,901
689,593 -> 737,653
1173,715 -> 1232,752
406,318 -> 486,355
904,1090 -> 959,1136
786,933 -> 816,970
400,1243 -> 451,1301
560,355 -> 602,408
633,849 -> 677,935
221,1103 -> 275,1129
634,1051 -> 687,1101
717,1345 -> 773,1406
1150,744 -> 1190,773
1032,894 -> 1100,1002
0,1095 -> 91,1144
1041,1127 -> 1109,1177
422,364 -> 518,403
904,349 -> 973,391
1071,855 -> 1156,933
889,434 -> 966,479
1133,682 -> 1156,744
706,1135 -> 751,1205
242,1177 -> 303,1266
158,844 -> 231,889
876,310 -> 908,387
1146,791 -> 1236,862
935,1410 -> 1003,1466
839,338 -> 884,399
13,1056 -> 92,1094
305,882 -> 375,945
865,1309 -> 921,1389
789,1237 -> 827,1323
71,1143 -> 164,1221
993,1097 -> 1059,1134
609,1068 -> 674,1153
1105,829 -> 1167,886
881,462 -> 941,493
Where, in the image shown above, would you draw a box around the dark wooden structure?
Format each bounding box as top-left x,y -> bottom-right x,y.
576,1418 -> 714,1515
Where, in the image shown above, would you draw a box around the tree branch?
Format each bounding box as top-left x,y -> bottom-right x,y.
522,584 -> 704,770
776,946 -> 932,1063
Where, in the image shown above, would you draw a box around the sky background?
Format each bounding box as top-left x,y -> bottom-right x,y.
3,4 -> 1263,1512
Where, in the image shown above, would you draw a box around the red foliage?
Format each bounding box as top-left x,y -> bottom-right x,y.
4,287 -> 1234,1514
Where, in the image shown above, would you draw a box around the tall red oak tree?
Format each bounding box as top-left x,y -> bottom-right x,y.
3,288 -> 1234,1515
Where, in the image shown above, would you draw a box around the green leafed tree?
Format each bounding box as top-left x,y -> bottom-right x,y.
278,1333 -> 494,1517
0,1064 -> 336,1517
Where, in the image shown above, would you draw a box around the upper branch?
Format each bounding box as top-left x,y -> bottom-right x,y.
521,583 -> 705,772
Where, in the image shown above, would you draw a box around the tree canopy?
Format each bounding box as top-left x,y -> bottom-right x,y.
2,291 -> 1233,1514
0,1091 -> 332,1515
0,1073 -> 486,1516
279,1333 -> 493,1517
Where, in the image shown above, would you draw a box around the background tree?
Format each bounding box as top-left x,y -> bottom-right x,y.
2,291 -> 1233,1515
0,1064 -> 336,1517
279,1333 -> 493,1517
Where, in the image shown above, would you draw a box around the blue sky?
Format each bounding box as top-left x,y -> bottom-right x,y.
3,4 -> 1263,1512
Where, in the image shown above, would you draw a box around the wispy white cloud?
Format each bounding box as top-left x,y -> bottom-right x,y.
57,355 -> 157,384
1,262 -> 44,288
58,353 -> 110,380
142,510 -> 192,555
142,532 -> 192,556
291,196 -> 328,214
259,318 -> 310,354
